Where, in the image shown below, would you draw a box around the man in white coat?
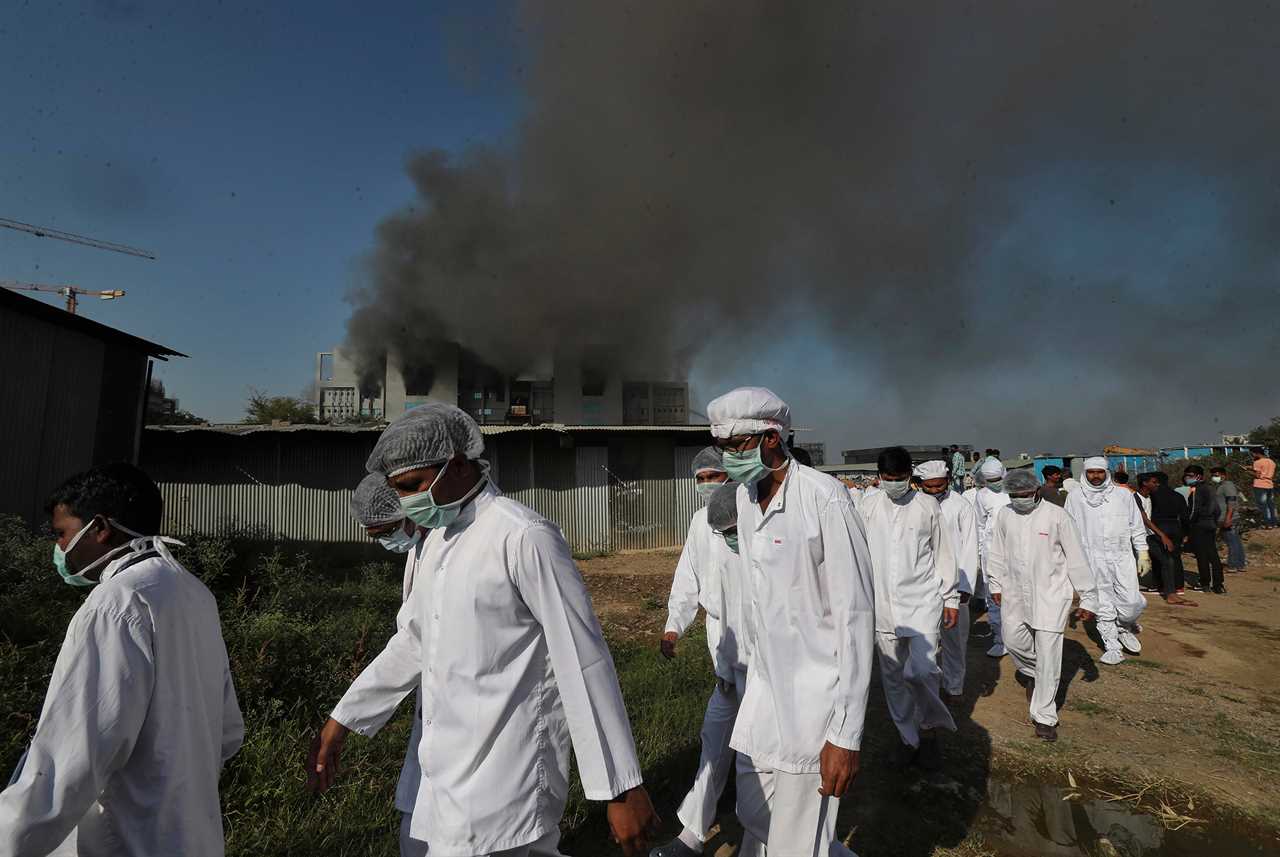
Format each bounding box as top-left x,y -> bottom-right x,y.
309,404 -> 658,857
350,473 -> 431,856
708,387 -> 873,857
987,469 -> 1099,741
1064,456 -> 1149,665
972,457 -> 1012,658
0,462 -> 243,857
653,453 -> 741,857
916,459 -> 979,706
861,448 -> 959,770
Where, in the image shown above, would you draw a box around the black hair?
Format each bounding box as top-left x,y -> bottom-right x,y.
1137,471 -> 1160,485
1041,465 -> 1061,478
789,446 -> 813,467
1154,471 -> 1170,486
1184,464 -> 1205,477
989,449 -> 1001,459
45,461 -> 163,535
1113,471 -> 1130,485
1210,465 -> 1227,474
877,445 -> 914,477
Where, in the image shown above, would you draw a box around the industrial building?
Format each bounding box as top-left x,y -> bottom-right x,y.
314,344 -> 689,427
1,288 -> 183,524
141,422 -> 713,552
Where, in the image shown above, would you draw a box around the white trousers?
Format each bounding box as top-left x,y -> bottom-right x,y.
1092,557 -> 1146,626
399,814 -> 564,857
735,755 -> 856,857
676,670 -> 745,839
1003,623 -> 1064,727
940,602 -> 970,696
875,632 -> 956,747
987,590 -> 1005,646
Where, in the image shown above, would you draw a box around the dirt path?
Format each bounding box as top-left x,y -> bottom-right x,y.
577,529 -> 1280,853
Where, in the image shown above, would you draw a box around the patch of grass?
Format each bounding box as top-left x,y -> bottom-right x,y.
1209,712 -> 1280,775
640,593 -> 664,610
1262,574 -> 1280,582
573,546 -> 614,561
1125,658 -> 1167,671
1181,685 -> 1209,697
1070,699 -> 1112,716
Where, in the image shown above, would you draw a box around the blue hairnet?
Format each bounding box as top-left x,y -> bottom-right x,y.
351,473 -> 404,527
366,403 -> 486,477
691,446 -> 726,478
706,482 -> 740,532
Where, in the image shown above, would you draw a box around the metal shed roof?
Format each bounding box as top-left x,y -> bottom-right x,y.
0,287 -> 185,359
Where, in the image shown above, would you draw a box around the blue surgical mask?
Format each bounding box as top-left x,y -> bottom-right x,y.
722,532 -> 739,554
986,479 -> 1004,493
378,527 -> 421,553
722,445 -> 769,484
399,461 -> 488,529
52,516 -> 147,587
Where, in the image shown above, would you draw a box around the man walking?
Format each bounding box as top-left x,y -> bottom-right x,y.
708,387 -> 872,857
951,445 -> 967,493
972,458 -> 1011,657
1145,472 -> 1193,603
1211,466 -> 1247,574
1183,465 -> 1225,595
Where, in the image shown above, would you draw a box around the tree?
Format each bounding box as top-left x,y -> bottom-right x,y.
245,388 -> 318,425
1249,416 -> 1280,453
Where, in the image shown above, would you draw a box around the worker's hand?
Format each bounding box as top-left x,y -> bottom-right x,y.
1159,533 -> 1174,552
606,786 -> 660,856
942,607 -> 959,629
1075,608 -> 1095,623
1136,550 -> 1152,576
991,593 -> 1002,606
660,631 -> 679,659
306,718 -> 350,793
817,742 -> 859,798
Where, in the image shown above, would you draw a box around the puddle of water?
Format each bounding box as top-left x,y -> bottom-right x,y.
975,780 -> 1272,856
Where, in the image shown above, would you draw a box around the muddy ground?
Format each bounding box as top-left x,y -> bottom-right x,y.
576,528 -> 1280,855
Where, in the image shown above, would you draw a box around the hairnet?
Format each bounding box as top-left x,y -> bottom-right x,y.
1004,469 -> 1040,494
913,460 -> 948,480
706,482 -> 740,532
691,446 -> 726,477
1083,455 -> 1109,471
707,387 -> 791,439
979,457 -> 1006,480
366,403 -> 486,477
351,473 -> 404,527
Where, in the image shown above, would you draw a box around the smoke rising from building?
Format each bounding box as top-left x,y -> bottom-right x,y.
345,2 -> 1280,446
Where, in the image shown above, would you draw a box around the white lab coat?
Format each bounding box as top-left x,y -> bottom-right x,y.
664,507 -> 745,681
1064,484 -> 1146,625
395,547 -> 424,815
937,491 -> 978,595
986,502 -> 1098,631
859,490 -> 959,636
972,487 -> 1011,570
330,484 -> 642,855
730,463 -> 876,772
0,546 -> 243,857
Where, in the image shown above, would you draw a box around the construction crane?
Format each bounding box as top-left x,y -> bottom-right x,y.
2,281 -> 126,314
0,216 -> 156,260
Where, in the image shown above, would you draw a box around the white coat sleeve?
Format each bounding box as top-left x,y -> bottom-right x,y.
0,608 -> 154,857
931,504 -> 960,608
221,665 -> 244,764
330,591 -> 422,736
1126,496 -> 1148,552
819,493 -> 876,752
514,521 -> 644,800
956,500 -> 979,594
664,523 -> 702,637
986,512 -> 1007,596
1059,517 -> 1099,614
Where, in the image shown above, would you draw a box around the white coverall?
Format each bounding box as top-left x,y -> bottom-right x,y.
394,544 -> 426,856
936,490 -> 979,696
0,543 -> 244,857
732,465 -> 873,857
986,502 -> 1098,726
663,507 -> 747,844
1064,483 -> 1147,653
860,490 -> 960,747
973,486 -> 1011,646
331,484 -> 642,857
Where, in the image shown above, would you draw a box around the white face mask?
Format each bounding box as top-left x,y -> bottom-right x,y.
1211,476 -> 1223,483
378,527 -> 421,553
881,478 -> 912,500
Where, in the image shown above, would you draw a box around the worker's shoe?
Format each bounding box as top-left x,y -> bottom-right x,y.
895,740 -> 918,770
986,642 -> 1007,658
942,690 -> 964,709
1099,648 -> 1125,666
1211,584 -> 1227,595
917,731 -> 942,771
650,839 -> 701,857
1034,722 -> 1058,742
1117,629 -> 1142,655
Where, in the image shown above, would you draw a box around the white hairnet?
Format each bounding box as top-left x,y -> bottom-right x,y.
351,473 -> 403,527
1083,455 -> 1109,471
913,460 -> 948,480
979,457 -> 1006,480
1004,469 -> 1040,494
707,387 -> 791,439
706,482 -> 740,532
366,403 -> 486,477
691,446 -> 726,477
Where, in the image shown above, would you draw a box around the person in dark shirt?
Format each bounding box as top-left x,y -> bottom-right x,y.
1039,466 -> 1068,507
1183,465 -> 1225,595
1140,472 -> 1195,605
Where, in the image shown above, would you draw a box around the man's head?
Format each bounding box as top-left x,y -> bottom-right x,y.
368,403 -> 488,521
691,446 -> 729,486
1183,464 -> 1205,485
351,472 -> 417,545
1210,465 -> 1228,484
46,462 -> 163,575
1137,472 -> 1160,496
979,457 -> 1007,490
706,481 -> 741,552
1083,456 -> 1110,487
1005,468 -> 1041,513
913,459 -> 949,499
877,446 -> 914,499
950,444 -> 959,452
1041,465 -> 1063,487
1252,448 -> 1264,460
707,387 -> 792,482
1113,471 -> 1130,487
790,446 -> 813,467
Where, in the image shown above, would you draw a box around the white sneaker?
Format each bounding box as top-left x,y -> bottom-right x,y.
1118,629 -> 1142,654
986,643 -> 1007,658
1100,649 -> 1126,665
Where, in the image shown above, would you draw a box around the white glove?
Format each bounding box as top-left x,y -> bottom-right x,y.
1137,550 -> 1152,575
